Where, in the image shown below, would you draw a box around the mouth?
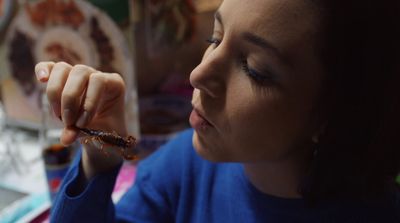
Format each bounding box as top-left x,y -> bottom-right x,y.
189,107 -> 213,130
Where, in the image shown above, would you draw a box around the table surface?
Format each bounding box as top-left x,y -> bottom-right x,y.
0,123 -> 50,223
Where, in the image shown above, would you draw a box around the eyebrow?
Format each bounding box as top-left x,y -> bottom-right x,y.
214,11 -> 289,65
242,32 -> 284,60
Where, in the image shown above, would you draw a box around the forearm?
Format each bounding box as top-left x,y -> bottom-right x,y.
81,144 -> 123,181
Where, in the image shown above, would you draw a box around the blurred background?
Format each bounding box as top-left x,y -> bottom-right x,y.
0,0 -> 221,222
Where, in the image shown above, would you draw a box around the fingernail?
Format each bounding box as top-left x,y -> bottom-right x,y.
62,109 -> 73,126
36,69 -> 47,81
76,111 -> 89,128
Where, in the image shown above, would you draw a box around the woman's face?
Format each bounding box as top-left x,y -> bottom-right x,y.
190,0 -> 324,162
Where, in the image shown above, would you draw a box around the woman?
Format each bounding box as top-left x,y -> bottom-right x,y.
35,0 -> 400,222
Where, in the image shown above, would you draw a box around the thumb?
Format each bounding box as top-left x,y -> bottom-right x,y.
60,126 -> 80,146
35,61 -> 55,82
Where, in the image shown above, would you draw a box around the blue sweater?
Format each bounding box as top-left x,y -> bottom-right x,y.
51,129 -> 400,223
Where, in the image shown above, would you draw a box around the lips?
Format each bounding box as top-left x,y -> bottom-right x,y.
189,108 -> 213,130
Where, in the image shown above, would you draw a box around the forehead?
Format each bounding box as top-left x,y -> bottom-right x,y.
218,0 -> 320,48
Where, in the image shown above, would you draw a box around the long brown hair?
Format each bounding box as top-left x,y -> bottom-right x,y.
302,0 -> 400,203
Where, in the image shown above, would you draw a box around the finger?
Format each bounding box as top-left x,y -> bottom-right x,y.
46,62 -> 72,118
35,61 -> 55,82
102,72 -> 126,102
76,72 -> 106,128
61,64 -> 96,126
94,73 -> 126,119
60,126 -> 79,146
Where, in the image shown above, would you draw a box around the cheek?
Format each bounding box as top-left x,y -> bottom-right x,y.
223,89 -> 310,161
228,110 -> 287,160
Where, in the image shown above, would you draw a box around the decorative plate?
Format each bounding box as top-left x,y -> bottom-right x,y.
2,0 -> 135,129
0,0 -> 13,32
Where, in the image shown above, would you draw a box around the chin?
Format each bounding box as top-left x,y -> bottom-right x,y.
192,132 -> 231,162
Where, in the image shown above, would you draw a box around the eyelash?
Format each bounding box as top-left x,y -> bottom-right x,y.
206,37 -> 275,85
241,59 -> 275,85
206,37 -> 221,46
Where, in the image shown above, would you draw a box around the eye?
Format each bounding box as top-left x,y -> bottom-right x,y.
206,37 -> 221,47
241,59 -> 276,85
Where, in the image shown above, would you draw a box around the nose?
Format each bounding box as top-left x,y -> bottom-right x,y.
189,46 -> 228,98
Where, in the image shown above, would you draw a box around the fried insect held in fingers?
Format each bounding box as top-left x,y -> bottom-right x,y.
77,127 -> 138,160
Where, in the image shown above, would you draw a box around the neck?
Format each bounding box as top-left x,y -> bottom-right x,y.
243,148 -> 312,199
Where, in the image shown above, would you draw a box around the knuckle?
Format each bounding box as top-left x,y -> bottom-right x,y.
54,61 -> 72,70
108,73 -> 125,86
112,73 -> 124,82
71,64 -> 94,75
90,72 -> 106,83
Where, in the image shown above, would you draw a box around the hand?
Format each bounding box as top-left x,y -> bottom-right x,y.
35,62 -> 127,177
35,61 -> 128,144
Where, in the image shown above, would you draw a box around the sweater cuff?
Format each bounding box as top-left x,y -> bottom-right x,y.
50,149 -> 122,222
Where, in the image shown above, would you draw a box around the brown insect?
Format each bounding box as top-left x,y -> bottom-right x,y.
77,127 -> 138,160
